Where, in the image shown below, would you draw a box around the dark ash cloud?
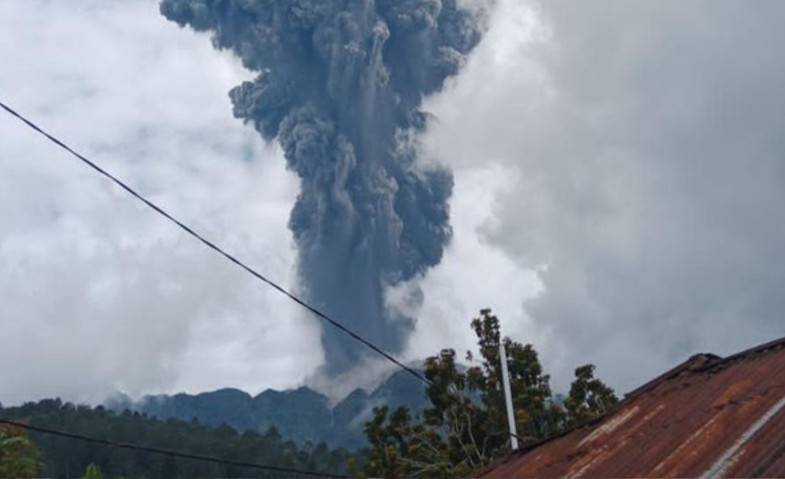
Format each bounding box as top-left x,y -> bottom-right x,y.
160,0 -> 486,375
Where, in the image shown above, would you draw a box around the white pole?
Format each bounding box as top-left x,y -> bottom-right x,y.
499,340 -> 519,450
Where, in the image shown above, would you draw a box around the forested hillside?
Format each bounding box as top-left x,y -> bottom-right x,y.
0,398 -> 362,479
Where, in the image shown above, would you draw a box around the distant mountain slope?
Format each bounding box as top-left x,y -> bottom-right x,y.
106,369 -> 428,449
0,398 -> 357,478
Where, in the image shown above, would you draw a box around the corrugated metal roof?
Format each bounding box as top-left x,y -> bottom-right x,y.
477,336 -> 785,478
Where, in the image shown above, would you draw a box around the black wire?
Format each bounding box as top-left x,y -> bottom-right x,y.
0,99 -> 428,387
0,419 -> 354,479
0,99 -> 528,448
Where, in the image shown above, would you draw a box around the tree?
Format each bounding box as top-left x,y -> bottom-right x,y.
364,404 -> 458,479
364,308 -> 618,478
0,423 -> 43,479
564,364 -> 618,427
464,309 -> 564,444
83,462 -> 105,479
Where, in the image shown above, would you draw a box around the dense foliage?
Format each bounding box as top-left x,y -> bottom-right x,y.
363,309 -> 618,478
0,422 -> 43,478
0,399 -> 360,479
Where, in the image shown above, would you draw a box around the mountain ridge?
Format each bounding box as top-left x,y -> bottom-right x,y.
106,369 -> 428,449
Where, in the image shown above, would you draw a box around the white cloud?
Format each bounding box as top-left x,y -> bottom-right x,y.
0,0 -> 321,405
397,165 -> 542,362
416,0 -> 785,393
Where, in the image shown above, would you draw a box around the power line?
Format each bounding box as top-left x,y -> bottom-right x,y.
0,419 -> 354,479
0,100 -> 525,450
0,99 -> 428,387
0,99 -> 526,449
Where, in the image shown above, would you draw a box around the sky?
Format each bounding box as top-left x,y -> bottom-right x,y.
2,0 -> 785,406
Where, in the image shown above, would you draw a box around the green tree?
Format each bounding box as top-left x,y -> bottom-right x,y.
364,406 -> 413,479
464,309 -> 564,444
0,423 -> 43,479
364,404 -> 456,479
83,462 -> 105,479
564,364 -> 618,427
364,308 -> 618,478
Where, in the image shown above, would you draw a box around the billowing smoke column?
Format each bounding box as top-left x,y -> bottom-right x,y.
161,0 -> 484,375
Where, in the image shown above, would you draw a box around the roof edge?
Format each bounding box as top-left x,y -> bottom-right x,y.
472,333 -> 785,478
624,334 -> 785,400
623,352 -> 721,401
716,334 -> 785,364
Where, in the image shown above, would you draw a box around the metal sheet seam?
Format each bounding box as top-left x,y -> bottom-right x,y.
577,405 -> 639,448
700,394 -> 785,478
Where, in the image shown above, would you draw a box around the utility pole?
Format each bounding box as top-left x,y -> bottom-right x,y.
500,340 -> 519,450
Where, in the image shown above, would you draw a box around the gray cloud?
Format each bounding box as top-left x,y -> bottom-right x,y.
160,0 -> 487,376
418,0 -> 785,393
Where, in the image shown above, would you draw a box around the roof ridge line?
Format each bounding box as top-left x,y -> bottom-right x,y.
624,334 -> 785,400
713,334 -> 785,365
623,353 -> 720,400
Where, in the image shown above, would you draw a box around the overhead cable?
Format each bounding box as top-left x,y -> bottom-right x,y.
0,99 -> 428,387
0,418 -> 353,479
0,99 -> 530,446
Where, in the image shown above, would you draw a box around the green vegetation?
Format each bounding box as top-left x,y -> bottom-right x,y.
83,462 -> 105,479
0,400 -> 358,478
363,309 -> 618,478
0,422 -> 43,479
564,364 -> 618,427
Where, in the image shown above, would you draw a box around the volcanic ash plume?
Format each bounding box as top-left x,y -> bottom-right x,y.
161,0 -> 485,375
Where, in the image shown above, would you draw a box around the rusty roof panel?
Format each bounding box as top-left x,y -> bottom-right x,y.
477,337 -> 785,478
